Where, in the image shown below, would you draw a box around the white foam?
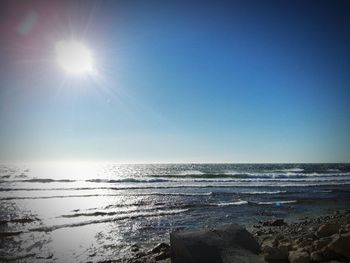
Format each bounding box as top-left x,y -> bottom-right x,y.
30,208 -> 189,232
240,190 -> 286,195
177,170 -> 205,176
213,200 -> 248,206
276,168 -> 304,172
257,200 -> 297,205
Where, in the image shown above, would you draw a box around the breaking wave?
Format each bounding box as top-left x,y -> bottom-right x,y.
212,200 -> 248,206
29,209 -> 189,232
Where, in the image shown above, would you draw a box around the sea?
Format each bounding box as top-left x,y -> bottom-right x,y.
1,163 -> 350,262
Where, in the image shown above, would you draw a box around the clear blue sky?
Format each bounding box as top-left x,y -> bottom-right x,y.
1,0 -> 350,163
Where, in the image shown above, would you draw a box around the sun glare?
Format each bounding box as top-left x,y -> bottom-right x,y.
55,41 -> 94,75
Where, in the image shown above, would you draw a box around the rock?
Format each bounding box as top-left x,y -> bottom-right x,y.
316,223 -> 340,238
36,253 -> 54,259
131,244 -> 139,253
263,246 -> 289,262
263,219 -> 287,227
309,227 -> 316,232
313,237 -> 332,250
261,238 -> 278,250
261,234 -> 274,242
292,244 -> 299,250
170,224 -> 262,263
339,228 -> 347,234
154,251 -> 170,261
288,250 -> 310,263
278,241 -> 293,252
261,238 -> 292,262
134,251 -> 146,259
295,238 -> 303,245
297,239 -> 312,247
304,233 -> 317,240
275,233 -> 285,241
320,245 -> 339,261
304,245 -> 313,254
279,238 -> 290,244
310,251 -> 324,262
327,232 -> 350,260
150,243 -> 170,254
255,230 -> 264,236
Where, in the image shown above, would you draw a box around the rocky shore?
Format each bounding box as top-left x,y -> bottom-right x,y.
252,209 -> 350,263
119,209 -> 350,263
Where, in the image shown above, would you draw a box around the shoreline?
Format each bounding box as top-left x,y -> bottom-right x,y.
123,208 -> 350,263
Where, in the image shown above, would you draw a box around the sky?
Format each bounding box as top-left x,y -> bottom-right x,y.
0,0 -> 350,163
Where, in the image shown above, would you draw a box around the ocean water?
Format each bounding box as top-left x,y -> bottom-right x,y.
1,163 -> 350,262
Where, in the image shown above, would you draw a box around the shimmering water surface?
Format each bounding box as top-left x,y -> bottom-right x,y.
1,163 -> 350,262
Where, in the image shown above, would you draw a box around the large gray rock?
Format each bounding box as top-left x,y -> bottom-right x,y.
316,223 -> 340,238
327,232 -> 350,260
170,224 -> 262,263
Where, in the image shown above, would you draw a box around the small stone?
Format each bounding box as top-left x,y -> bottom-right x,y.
310,251 -> 324,262
298,239 -> 312,247
278,241 -> 293,252
313,237 -> 332,250
339,228 -> 347,234
261,234 -> 273,241
154,251 -> 170,261
135,251 -> 146,258
255,230 -> 264,236
304,245 -> 313,253
131,244 -> 139,253
345,224 -> 350,231
288,250 -> 310,263
36,253 -> 54,259
309,227 -> 316,232
275,234 -> 285,241
304,233 -> 316,240
263,218 -> 287,227
263,246 -> 289,262
150,243 -> 170,254
295,238 -> 303,244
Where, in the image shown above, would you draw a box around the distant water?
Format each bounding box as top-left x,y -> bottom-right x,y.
1,163 -> 350,262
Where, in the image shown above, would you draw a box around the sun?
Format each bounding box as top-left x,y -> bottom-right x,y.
55,41 -> 94,75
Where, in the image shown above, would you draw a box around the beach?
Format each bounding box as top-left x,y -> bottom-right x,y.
127,208 -> 350,263
1,0 -> 350,262
0,163 -> 350,262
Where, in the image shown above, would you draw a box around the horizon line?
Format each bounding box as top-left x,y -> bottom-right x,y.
1,161 -> 349,165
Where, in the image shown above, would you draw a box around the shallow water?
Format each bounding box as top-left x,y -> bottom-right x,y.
1,163 -> 350,262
